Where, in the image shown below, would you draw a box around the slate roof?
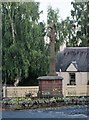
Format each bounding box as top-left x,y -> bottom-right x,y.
56,47 -> 89,72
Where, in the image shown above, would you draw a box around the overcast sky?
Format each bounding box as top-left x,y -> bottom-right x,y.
36,0 -> 74,22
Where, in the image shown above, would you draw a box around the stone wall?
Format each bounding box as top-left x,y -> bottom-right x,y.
39,79 -> 62,97
3,86 -> 39,97
65,85 -> 89,96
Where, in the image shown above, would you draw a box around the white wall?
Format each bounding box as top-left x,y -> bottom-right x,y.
66,63 -> 77,72
57,72 -> 89,96
76,72 -> 88,85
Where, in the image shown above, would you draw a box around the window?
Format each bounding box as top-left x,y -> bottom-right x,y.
69,73 -> 76,85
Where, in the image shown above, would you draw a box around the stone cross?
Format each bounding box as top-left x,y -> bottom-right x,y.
48,22 -> 56,76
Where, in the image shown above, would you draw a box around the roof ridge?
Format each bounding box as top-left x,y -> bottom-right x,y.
65,47 -> 89,49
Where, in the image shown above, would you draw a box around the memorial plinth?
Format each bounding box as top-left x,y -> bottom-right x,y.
38,76 -> 63,97
38,22 -> 63,97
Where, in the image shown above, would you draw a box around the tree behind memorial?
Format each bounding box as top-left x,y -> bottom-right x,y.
2,2 -> 49,85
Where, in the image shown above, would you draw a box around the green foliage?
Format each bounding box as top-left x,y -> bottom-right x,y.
46,2 -> 89,47
65,2 -> 89,47
2,1 -> 89,86
2,2 -> 49,85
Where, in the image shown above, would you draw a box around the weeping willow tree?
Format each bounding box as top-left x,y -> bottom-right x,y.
2,2 -> 49,85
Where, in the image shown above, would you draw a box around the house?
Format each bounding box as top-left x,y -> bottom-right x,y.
56,47 -> 89,97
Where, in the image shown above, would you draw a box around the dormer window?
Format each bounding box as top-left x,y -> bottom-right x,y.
69,73 -> 76,85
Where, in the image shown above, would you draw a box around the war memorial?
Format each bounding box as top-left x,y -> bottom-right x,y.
1,0 -> 89,119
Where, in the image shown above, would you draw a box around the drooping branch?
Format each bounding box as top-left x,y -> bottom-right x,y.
10,17 -> 16,44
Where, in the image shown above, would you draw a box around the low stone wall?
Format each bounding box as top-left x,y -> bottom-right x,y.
65,85 -> 89,96
3,86 -> 39,97
3,85 -> 89,98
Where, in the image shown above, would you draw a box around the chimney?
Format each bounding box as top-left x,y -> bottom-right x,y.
59,42 -> 66,51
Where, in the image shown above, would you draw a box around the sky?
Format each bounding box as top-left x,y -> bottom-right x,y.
36,0 -> 74,22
